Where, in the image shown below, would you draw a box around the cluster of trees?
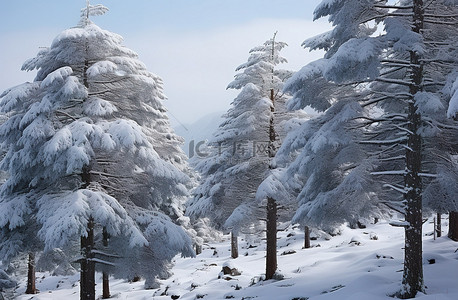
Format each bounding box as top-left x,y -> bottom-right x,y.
189,0 -> 458,299
0,1 -> 457,300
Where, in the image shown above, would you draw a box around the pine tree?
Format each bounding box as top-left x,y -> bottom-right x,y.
187,35 -> 296,260
0,2 -> 194,297
286,0 -> 458,297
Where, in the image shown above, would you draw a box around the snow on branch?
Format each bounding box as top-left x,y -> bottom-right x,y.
418,173 -> 437,178
359,136 -> 407,145
88,257 -> 116,266
371,170 -> 406,176
383,184 -> 409,194
389,220 -> 410,228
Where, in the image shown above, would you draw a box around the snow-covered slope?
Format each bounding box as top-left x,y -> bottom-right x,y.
8,217 -> 458,300
173,111 -> 224,157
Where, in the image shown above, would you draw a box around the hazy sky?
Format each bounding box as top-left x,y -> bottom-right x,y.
0,0 -> 330,126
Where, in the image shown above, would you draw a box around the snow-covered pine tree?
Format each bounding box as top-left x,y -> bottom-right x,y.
279,2 -> 390,233
286,0 -> 458,298
187,35 -> 294,260
0,2 -> 194,296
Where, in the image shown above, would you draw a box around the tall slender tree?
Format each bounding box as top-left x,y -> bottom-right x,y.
187,35 -> 295,260
285,0 -> 457,298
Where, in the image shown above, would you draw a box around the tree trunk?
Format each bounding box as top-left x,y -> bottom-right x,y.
400,1 -> 425,298
195,244 -> 202,255
304,226 -> 310,249
25,252 -> 37,294
448,211 -> 458,241
265,197 -> 277,280
80,218 -> 95,300
231,231 -> 238,259
265,33 -> 278,281
102,228 -> 110,299
102,273 -> 110,299
436,213 -> 442,238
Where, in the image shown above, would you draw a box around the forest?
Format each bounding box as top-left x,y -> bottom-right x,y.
0,1 -> 457,300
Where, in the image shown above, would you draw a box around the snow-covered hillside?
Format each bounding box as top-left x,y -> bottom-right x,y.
173,112 -> 224,157
8,217 -> 458,300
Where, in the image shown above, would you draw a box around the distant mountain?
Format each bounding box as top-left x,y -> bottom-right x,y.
173,111 -> 225,157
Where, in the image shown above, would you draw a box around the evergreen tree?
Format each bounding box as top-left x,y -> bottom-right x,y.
0,2 -> 194,296
187,36 -> 296,259
285,0 -> 458,297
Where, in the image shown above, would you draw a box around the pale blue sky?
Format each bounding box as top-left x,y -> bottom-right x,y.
0,0 -> 329,125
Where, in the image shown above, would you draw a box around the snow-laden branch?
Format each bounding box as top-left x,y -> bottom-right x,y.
371,170 -> 406,176
91,249 -> 121,258
418,173 -> 437,178
383,184 -> 408,194
89,170 -> 124,179
359,136 -> 407,145
389,220 -> 410,228
88,258 -> 117,266
375,77 -> 412,87
374,5 -> 413,10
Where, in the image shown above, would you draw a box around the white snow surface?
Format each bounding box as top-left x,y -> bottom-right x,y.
10,218 -> 458,300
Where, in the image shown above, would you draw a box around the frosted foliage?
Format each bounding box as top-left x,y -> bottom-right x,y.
0,194 -> 29,229
448,77 -> 458,118
302,31 -> 333,52
83,97 -> 118,116
325,37 -> 381,83
188,37 -> 299,233
284,59 -> 334,112
80,3 -> 109,23
423,161 -> 458,212
36,190 -> 146,251
311,0 -> 380,57
414,92 -> 444,115
280,99 -> 385,230
384,18 -> 424,54
283,0 -> 458,236
108,207 -> 194,288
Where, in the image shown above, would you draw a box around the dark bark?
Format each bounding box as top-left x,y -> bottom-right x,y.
195,244 -> 202,255
25,252 -> 37,294
448,211 -> 458,241
265,197 -> 277,280
265,34 -> 279,281
304,226 -> 311,249
436,213 -> 442,238
231,231 -> 238,259
102,228 -> 110,299
400,1 -> 425,298
80,217 -> 95,300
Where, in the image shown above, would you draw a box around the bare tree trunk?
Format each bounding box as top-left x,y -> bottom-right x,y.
195,244 -> 202,255
102,228 -> 110,299
304,226 -> 310,249
400,1 -> 425,298
265,197 -> 277,280
231,231 -> 238,259
80,217 -> 95,300
25,252 -> 37,294
448,211 -> 458,241
436,213 -> 442,238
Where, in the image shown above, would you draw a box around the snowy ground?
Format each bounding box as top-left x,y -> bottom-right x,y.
8,218 -> 458,300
